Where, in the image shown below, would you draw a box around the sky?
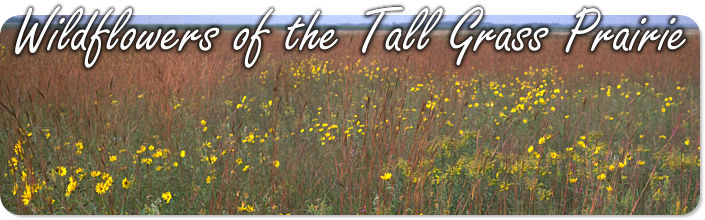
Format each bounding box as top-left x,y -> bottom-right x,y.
4,14 -> 698,28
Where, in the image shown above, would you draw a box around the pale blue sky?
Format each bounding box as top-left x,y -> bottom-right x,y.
5,14 -> 698,28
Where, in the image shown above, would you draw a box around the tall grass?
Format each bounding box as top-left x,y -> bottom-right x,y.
0,30 -> 700,214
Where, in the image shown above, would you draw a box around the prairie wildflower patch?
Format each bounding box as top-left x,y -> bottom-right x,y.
0,33 -> 699,214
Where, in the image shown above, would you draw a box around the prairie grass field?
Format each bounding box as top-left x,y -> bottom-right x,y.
0,29 -> 700,214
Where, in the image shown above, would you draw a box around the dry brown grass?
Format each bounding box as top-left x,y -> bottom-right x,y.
0,28 -> 699,214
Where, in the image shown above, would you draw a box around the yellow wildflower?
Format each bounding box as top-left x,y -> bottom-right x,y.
122,177 -> 130,189
22,184 -> 32,206
162,192 -> 172,204
65,176 -> 78,197
237,202 -> 255,212
380,172 -> 392,180
273,160 -> 280,168
56,166 -> 67,176
550,152 -> 558,159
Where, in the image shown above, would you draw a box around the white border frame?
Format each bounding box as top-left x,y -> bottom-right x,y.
0,0 -> 703,219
